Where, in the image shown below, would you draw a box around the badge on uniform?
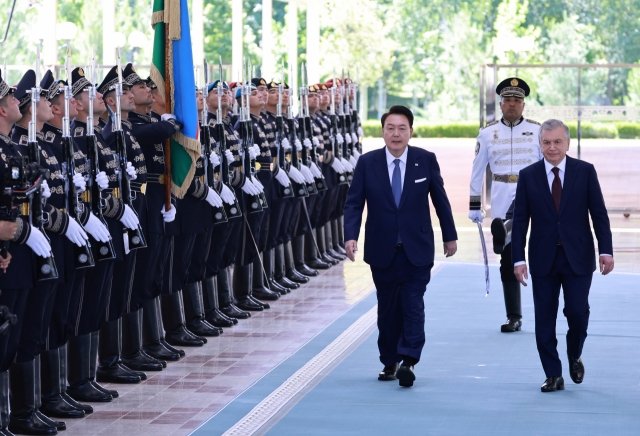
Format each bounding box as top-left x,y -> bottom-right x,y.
522,132 -> 533,136
493,130 -> 499,140
74,127 -> 84,137
44,131 -> 55,143
475,141 -> 480,156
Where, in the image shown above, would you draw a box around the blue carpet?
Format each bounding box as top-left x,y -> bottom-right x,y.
267,264 -> 640,436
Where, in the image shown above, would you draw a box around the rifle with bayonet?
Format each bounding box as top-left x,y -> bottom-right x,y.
297,64 -> 317,195
329,72 -> 348,185
340,70 -> 353,184
201,60 -> 227,225
275,63 -> 293,199
239,60 -> 263,213
349,72 -> 362,155
301,64 -> 326,192
286,67 -> 309,198
27,40 -> 58,280
112,47 -> 146,249
84,51 -> 115,261
62,45 -> 95,268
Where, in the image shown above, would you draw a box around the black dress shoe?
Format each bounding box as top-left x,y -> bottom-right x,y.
165,327 -> 206,347
121,351 -> 165,371
268,278 -> 290,295
40,395 -> 85,418
235,298 -> 264,311
205,309 -> 236,327
66,381 -> 113,403
252,287 -> 280,301
321,252 -> 340,265
501,318 -> 522,333
286,269 -> 310,284
378,363 -> 399,381
396,365 -> 416,387
248,295 -> 270,309
141,350 -> 167,368
35,411 -> 65,431
186,319 -> 221,337
279,276 -> 300,289
306,258 -> 331,270
59,393 -> 93,414
568,357 -> 584,384
491,218 -> 507,254
220,304 -> 251,319
95,365 -> 141,384
296,263 -> 319,277
9,412 -> 59,435
327,248 -> 346,261
89,380 -> 119,399
541,376 -> 565,392
142,342 -> 181,362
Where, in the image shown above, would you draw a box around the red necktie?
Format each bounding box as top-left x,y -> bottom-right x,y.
551,167 -> 562,212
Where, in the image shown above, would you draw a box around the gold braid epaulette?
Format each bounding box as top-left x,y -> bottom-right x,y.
480,120 -> 499,130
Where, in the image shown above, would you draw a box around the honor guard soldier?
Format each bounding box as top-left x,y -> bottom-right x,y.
469,77 -> 542,333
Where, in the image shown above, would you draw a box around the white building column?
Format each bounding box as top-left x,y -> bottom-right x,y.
231,0 -> 243,81
102,0 -> 115,64
261,0 -> 274,80
286,0 -> 297,93
39,0 -> 58,68
306,1 -> 320,84
192,0 -> 204,82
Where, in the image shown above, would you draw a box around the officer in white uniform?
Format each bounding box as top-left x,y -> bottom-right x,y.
468,77 -> 542,333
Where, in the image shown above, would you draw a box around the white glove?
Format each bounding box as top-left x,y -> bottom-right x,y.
299,165 -> 315,184
282,138 -> 291,152
287,166 -> 306,184
351,133 -> 358,144
349,155 -> 358,168
73,173 -> 87,193
336,133 -> 345,145
41,180 -> 51,199
309,162 -> 323,179
312,137 -> 320,147
84,213 -> 110,243
303,138 -> 312,150
65,218 -> 89,247
340,157 -> 353,172
353,148 -> 361,160
468,210 -> 485,223
205,187 -> 223,207
345,133 -> 352,144
250,175 -> 264,192
357,127 -> 364,137
95,171 -> 109,190
120,205 -> 139,230
25,227 -> 51,257
224,150 -> 234,163
331,158 -> 345,174
241,179 -> 260,196
126,162 -> 137,180
220,183 -> 235,204
161,204 -> 176,222
252,144 -> 261,158
161,113 -> 177,121
209,152 -> 220,167
248,145 -> 258,160
274,168 -> 291,187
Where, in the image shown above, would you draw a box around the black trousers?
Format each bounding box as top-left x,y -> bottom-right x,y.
206,221 -> 234,277
74,259 -> 114,334
256,171 -> 273,253
500,243 -> 518,283
16,281 -> 57,363
370,249 -> 432,367
48,269 -> 85,349
294,195 -> 316,237
532,246 -> 592,377
266,188 -> 287,251
169,233 -> 197,293
186,227 -> 213,284
0,288 -> 28,371
107,250 -> 137,321
132,232 -> 173,303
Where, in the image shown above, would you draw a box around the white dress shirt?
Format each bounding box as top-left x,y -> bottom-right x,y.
385,146 -> 408,191
515,155 -> 610,267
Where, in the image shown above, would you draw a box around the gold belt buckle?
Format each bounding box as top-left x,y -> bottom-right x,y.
20,203 -> 30,216
80,191 -> 90,203
508,174 -> 518,183
112,187 -> 121,199
158,174 -> 165,185
255,162 -> 262,171
140,183 -> 147,194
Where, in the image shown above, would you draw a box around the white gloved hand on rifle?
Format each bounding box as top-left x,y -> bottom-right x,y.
309,162 -> 323,179
331,158 -> 345,174
95,171 -> 109,190
299,165 -> 315,184
84,214 -> 110,243
340,157 -> 353,172
241,178 -> 260,196
73,173 -> 87,193
303,138 -> 312,150
25,228 -> 51,257
119,205 -> 139,230
287,166 -> 306,184
336,133 -> 345,145
205,187 -> 223,208
65,218 -> 89,247
274,168 -> 291,187
251,175 -> 264,192
312,137 -> 320,147
281,138 -> 291,152
41,180 -> 51,199
209,152 -> 221,167
351,132 -> 358,145
126,162 -> 137,180
224,150 -> 234,164
219,183 -> 236,205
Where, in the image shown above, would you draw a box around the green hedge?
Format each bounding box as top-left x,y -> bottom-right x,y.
362,120 -> 640,139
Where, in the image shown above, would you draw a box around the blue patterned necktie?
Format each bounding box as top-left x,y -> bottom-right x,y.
392,158 -> 402,207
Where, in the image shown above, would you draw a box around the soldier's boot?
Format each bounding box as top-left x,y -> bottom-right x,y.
337,216 -> 347,251
34,356 -> 65,431
88,332 -> 119,398
0,370 -> 14,436
326,222 -> 345,261
491,218 -> 513,255
264,248 -> 289,295
217,267 -> 251,319
141,297 -> 183,361
96,319 -> 144,383
233,264 -> 264,311
274,244 -> 300,289
317,226 -> 337,266
183,282 -> 222,337
202,275 -> 236,327
293,235 -> 318,277
333,218 -> 347,256
161,292 -> 206,347
252,255 -> 280,301
501,282 -> 523,333
39,348 -> 84,419
66,334 -> 113,403
8,359 -> 58,435
303,230 -> 330,271
121,310 -> 166,371
58,343 -> 92,414
285,241 -> 310,284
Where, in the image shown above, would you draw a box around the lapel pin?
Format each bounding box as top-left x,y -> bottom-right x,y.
415,163 -> 419,166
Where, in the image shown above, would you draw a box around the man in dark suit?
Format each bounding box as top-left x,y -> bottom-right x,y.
343,105 -> 457,388
512,118 -> 614,392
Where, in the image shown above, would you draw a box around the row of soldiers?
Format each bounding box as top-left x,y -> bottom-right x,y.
0,58 -> 362,435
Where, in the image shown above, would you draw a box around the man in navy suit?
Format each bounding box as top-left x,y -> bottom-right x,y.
512,119 -> 614,392
343,105 -> 458,388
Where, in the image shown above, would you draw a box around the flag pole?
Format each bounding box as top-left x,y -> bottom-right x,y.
164,22 -> 172,211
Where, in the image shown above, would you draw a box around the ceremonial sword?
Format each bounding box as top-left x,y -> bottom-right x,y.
477,221 -> 490,296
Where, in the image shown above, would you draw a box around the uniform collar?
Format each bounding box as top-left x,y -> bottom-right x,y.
0,132 -> 11,144
385,145 -> 408,167
501,116 -> 524,127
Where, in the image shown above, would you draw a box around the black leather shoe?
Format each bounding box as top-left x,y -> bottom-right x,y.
541,376 -> 565,392
205,308 -> 236,327
396,365 -> 415,387
35,412 -> 65,431
277,276 -> 300,289
9,412 -> 59,435
95,365 -> 141,384
268,278 -> 290,295
296,263 -> 319,277
286,269 -> 310,284
59,393 -> 93,414
320,253 -> 339,265
236,298 -> 264,311
186,319 -> 221,337
334,245 -> 347,256
66,381 -> 113,403
165,327 -> 206,347
121,352 -> 164,371
142,343 -> 181,362
40,395 -> 85,418
568,357 -> 584,384
327,248 -> 346,261
491,218 -> 507,254
378,363 -> 399,381
220,304 -> 251,319
306,258 -> 331,270
248,295 -> 270,309
501,318 -> 522,333
252,287 -> 280,301
89,380 -> 118,399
